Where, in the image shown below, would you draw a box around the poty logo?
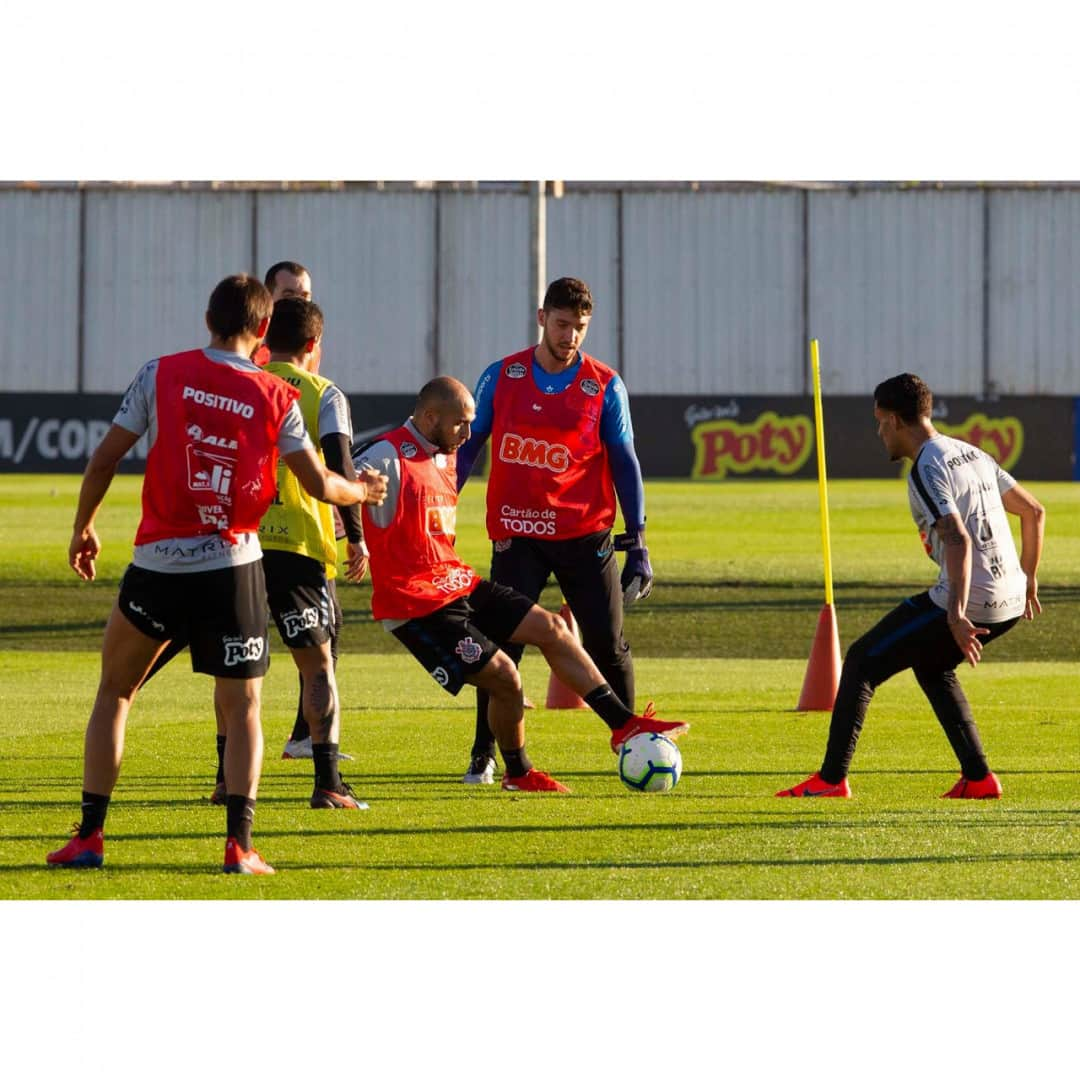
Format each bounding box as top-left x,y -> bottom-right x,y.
400,441 -> 418,459
431,666 -> 450,687
690,412 -> 813,478
579,378 -> 600,397
938,415 -> 1023,471
900,414 -> 1025,479
182,386 -> 255,419
187,423 -> 203,440
223,636 -> 265,666
498,432 -> 571,472
506,363 -> 528,379
454,637 -> 483,664
282,607 -> 321,639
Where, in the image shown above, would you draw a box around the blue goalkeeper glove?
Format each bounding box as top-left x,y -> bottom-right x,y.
614,528 -> 653,606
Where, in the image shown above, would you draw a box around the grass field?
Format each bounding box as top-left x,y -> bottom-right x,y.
2,475 -> 1077,900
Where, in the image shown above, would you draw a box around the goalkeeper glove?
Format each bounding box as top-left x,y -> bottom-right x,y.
614,528 -> 653,606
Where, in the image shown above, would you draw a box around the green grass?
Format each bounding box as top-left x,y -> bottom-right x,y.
2,476 -> 1078,899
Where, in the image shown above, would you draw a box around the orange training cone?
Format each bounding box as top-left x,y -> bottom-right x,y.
796,603 -> 841,711
545,603 -> 588,709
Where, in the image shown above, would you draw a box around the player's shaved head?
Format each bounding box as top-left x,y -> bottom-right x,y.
416,376 -> 471,414
874,373 -> 932,424
413,376 -> 475,454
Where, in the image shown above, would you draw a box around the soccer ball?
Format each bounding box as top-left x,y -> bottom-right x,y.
618,732 -> 682,792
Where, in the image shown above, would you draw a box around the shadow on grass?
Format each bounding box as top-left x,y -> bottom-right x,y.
7,847 -> 1078,877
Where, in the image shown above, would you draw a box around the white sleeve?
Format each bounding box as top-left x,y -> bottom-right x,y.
277,402 -> 312,455
112,358 -> 158,436
318,384 -> 353,439
995,461 -> 1017,495
355,439 -> 401,528
910,454 -> 958,522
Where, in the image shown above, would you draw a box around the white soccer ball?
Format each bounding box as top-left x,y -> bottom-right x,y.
618,732 -> 682,792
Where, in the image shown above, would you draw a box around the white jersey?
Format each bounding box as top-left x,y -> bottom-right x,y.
907,433 -> 1026,622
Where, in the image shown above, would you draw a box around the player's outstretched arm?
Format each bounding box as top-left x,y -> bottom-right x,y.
70,424 -> 140,581
1002,483 -> 1046,619
283,446 -> 380,508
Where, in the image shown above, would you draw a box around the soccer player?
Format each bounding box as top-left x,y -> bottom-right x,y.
777,373 -> 1045,800
351,376 -> 687,793
145,260 -> 360,770
253,296 -> 387,808
453,277 -> 652,784
252,260 -> 312,366
46,274 -> 373,875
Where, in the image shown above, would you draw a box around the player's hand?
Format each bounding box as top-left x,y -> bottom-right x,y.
1025,577 -> 1042,620
69,526 -> 101,581
344,540 -> 369,583
360,466 -> 388,506
948,615 -> 990,667
614,529 -> 653,606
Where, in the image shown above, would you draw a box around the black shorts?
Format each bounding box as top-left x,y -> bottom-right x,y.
262,549 -> 332,649
859,591 -> 1019,675
118,561 -> 269,678
391,579 -> 535,695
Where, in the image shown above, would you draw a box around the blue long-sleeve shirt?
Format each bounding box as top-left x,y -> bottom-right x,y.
456,352 -> 646,531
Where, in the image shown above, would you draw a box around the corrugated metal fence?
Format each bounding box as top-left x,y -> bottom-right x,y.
2,184 -> 1079,397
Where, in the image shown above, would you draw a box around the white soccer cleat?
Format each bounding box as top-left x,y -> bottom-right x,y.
282,737 -> 353,761
463,755 -> 496,785
282,737 -> 313,760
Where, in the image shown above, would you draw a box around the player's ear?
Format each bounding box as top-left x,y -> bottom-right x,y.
305,336 -> 318,354
256,316 -> 271,339
536,307 -> 545,328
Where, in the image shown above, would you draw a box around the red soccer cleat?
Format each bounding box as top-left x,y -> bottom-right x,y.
501,768 -> 571,793
775,772 -> 852,798
941,772 -> 1003,799
222,837 -> 276,875
609,703 -> 690,753
310,781 -> 369,810
46,827 -> 104,868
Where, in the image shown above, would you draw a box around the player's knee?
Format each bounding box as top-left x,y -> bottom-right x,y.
482,652 -> 522,697
536,610 -> 574,650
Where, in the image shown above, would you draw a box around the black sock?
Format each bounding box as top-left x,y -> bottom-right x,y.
585,684 -> 635,730
79,791 -> 110,838
226,795 -> 256,850
215,735 -> 226,784
501,746 -> 533,778
313,742 -> 342,791
290,674 -> 310,742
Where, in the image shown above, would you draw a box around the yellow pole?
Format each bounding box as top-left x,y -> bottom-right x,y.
810,339 -> 834,606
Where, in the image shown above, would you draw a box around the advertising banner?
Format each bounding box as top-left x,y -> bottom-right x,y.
0,392 -> 1075,480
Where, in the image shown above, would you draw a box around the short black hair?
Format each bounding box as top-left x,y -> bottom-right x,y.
874,373 -> 933,424
265,298 -> 324,356
206,274 -> 272,339
542,277 -> 593,315
264,260 -> 310,289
